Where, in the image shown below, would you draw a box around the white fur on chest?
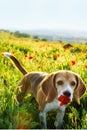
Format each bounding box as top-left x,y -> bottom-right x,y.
44,98 -> 65,113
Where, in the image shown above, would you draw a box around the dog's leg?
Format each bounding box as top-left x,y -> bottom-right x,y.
39,112 -> 47,128
54,107 -> 65,129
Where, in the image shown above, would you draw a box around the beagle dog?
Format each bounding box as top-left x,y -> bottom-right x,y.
3,52 -> 86,129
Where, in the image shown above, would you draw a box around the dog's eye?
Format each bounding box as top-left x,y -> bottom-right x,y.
71,81 -> 76,86
57,80 -> 63,85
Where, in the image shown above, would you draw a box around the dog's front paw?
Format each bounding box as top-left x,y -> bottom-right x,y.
54,121 -> 63,129
56,124 -> 63,129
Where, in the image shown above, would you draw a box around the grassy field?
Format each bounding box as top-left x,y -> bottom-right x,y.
0,31 -> 87,129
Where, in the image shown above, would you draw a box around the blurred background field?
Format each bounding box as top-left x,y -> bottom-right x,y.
0,30 -> 87,129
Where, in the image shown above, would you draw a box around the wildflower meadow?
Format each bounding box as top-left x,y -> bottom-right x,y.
0,30 -> 87,129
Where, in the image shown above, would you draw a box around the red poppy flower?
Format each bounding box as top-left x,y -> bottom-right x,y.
2,52 -> 5,56
24,54 -> 28,57
28,56 -> 33,60
11,51 -> 15,54
85,65 -> 87,69
58,95 -> 71,106
54,54 -> 60,60
71,60 -> 76,65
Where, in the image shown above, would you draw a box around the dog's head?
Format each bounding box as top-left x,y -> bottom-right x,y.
41,71 -> 86,104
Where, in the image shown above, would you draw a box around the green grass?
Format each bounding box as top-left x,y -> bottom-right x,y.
0,31 -> 87,129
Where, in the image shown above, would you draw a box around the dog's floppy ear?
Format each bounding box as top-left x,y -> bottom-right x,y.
74,74 -> 86,104
41,73 -> 57,103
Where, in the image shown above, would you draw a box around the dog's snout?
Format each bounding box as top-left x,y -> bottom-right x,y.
63,91 -> 71,97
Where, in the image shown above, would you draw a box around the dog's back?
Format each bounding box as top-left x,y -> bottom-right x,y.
17,72 -> 47,101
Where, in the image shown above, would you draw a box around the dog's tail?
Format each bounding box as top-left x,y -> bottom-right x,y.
2,52 -> 27,75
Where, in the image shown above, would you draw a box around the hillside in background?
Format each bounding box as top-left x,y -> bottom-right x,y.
24,29 -> 87,42
3,29 -> 87,42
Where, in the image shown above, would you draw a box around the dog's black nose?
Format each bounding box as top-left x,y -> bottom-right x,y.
63,91 -> 71,97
